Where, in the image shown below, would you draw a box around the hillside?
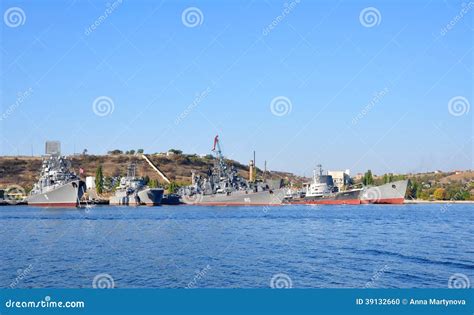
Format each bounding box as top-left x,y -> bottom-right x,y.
0,154 -> 305,192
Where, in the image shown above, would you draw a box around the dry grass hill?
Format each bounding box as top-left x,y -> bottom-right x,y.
0,154 -> 304,192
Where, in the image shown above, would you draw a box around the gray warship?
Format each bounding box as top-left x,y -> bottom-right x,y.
284,165 -> 362,205
360,180 -> 408,204
28,141 -> 86,207
109,163 -> 164,206
179,135 -> 286,206
285,165 -> 408,205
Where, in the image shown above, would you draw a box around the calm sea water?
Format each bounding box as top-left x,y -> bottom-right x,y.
1,204 -> 473,288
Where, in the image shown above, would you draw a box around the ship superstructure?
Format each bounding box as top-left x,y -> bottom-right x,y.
179,135 -> 286,205
285,165 -> 408,205
109,163 -> 164,206
28,142 -> 85,207
285,165 -> 362,205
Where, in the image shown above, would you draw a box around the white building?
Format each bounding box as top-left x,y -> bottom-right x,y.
86,176 -> 96,190
328,170 -> 351,190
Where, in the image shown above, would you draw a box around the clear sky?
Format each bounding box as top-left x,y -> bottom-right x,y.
1,0 -> 472,176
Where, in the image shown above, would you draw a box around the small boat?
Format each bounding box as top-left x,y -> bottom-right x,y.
161,194 -> 181,205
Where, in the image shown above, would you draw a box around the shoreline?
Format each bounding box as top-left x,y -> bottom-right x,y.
404,199 -> 474,204
2,200 -> 474,206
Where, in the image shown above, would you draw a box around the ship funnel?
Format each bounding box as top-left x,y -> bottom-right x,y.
249,160 -> 255,182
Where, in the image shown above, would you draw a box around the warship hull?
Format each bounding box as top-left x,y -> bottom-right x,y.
27,180 -> 86,207
286,189 -> 362,205
182,188 -> 287,206
360,180 -> 408,204
110,188 -> 164,206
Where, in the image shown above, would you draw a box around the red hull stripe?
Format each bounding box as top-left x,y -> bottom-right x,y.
360,198 -> 404,204
109,203 -> 160,206
184,202 -> 282,206
288,199 -> 361,205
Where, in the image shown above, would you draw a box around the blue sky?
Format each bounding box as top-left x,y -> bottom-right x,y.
1,0 -> 472,176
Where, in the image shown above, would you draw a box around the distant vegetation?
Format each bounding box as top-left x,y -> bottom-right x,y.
107,149 -> 145,155
406,175 -> 473,201
95,165 -> 104,194
168,149 -> 183,155
362,170 -> 374,185
355,169 -> 474,201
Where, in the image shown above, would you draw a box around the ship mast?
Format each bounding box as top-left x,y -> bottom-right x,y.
212,135 -> 227,179
317,164 -> 323,176
127,163 -> 137,178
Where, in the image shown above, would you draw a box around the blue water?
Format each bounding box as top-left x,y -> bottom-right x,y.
1,204 -> 473,288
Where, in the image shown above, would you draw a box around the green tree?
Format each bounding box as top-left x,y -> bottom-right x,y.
388,173 -> 394,183
447,188 -> 469,201
433,188 -> 446,200
406,181 -> 419,199
168,149 -> 182,155
363,170 -> 374,186
137,149 -> 144,154
95,165 -> 104,194
416,185 -> 423,199
166,181 -> 179,193
107,149 -> 123,155
148,179 -> 159,188
419,191 -> 430,200
129,149 -> 136,155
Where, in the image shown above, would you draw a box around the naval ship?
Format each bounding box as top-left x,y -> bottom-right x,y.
179,135 -> 286,206
284,165 -> 362,205
109,163 -> 164,206
360,180 -> 408,204
28,142 -> 86,207
284,165 -> 408,205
